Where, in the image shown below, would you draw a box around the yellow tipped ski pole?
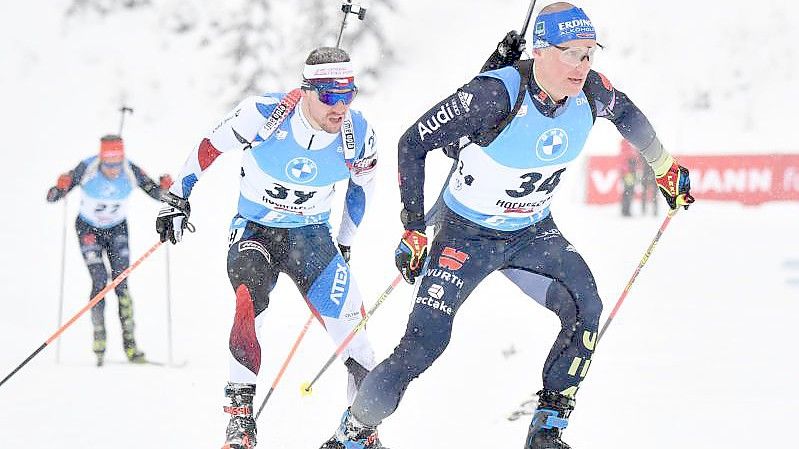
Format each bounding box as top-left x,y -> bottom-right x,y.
301,274 -> 403,396
255,313 -> 315,420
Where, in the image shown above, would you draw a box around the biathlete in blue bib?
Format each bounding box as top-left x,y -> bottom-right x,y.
320,3 -> 694,449
47,134 -> 172,366
155,47 -> 381,449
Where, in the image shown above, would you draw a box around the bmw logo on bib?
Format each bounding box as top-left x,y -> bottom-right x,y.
285,157 -> 318,184
536,128 -> 569,161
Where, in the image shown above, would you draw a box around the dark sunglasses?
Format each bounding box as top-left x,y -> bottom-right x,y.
314,87 -> 357,106
101,161 -> 124,169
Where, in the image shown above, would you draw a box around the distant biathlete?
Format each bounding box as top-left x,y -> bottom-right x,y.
46,134 -> 172,366
320,3 -> 694,449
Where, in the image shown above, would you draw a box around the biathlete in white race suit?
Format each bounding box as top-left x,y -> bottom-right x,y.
155,47 -> 380,449
46,134 -> 172,366
320,3 -> 695,449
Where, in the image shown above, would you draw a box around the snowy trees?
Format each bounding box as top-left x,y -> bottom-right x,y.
64,0 -> 396,103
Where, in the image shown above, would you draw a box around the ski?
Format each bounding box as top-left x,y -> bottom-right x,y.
139,359 -> 189,368
103,359 -> 188,368
507,393 -> 537,421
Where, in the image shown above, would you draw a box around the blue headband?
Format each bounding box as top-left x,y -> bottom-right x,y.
532,7 -> 596,48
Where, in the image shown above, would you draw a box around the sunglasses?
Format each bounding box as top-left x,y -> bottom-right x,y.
101,161 -> 124,169
304,78 -> 358,106
548,43 -> 603,67
314,87 -> 357,106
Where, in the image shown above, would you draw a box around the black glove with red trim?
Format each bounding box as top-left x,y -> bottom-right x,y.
394,230 -> 429,284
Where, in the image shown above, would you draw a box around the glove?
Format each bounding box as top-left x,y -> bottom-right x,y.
156,192 -> 191,244
56,173 -> 72,190
338,243 -> 351,263
46,173 -> 73,203
394,230 -> 428,284
496,30 -> 526,63
159,174 -> 173,190
655,159 -> 695,210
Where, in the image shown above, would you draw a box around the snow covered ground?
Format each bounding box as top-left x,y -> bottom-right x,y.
1,1 -> 797,448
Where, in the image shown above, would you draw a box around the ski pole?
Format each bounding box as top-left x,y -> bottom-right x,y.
335,0 -> 368,49
54,198 -> 69,363
300,273 -> 403,396
597,209 -> 678,343
117,105 -> 133,137
0,240 -> 164,388
255,313 -> 315,420
165,245 -> 174,365
519,0 -> 538,38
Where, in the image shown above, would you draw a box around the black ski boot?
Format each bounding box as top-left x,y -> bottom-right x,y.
222,383 -> 257,449
93,324 -> 106,367
524,389 -> 575,449
320,408 -> 386,449
119,293 -> 146,363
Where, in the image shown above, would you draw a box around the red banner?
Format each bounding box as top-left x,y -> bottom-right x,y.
586,154 -> 799,205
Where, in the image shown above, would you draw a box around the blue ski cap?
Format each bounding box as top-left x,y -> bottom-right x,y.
532,7 -> 596,48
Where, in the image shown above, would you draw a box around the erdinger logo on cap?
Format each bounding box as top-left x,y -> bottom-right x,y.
532,7 -> 597,47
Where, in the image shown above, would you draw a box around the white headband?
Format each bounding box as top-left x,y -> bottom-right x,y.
302,61 -> 355,80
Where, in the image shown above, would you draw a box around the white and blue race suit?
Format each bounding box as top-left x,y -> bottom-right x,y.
350,57 -> 668,426
169,92 -> 378,395
46,155 -> 163,340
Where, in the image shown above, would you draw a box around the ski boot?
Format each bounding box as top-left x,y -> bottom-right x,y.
93,324 -> 106,367
119,293 -> 146,363
524,389 -> 575,449
320,408 -> 386,449
222,383 -> 257,449
124,345 -> 146,363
